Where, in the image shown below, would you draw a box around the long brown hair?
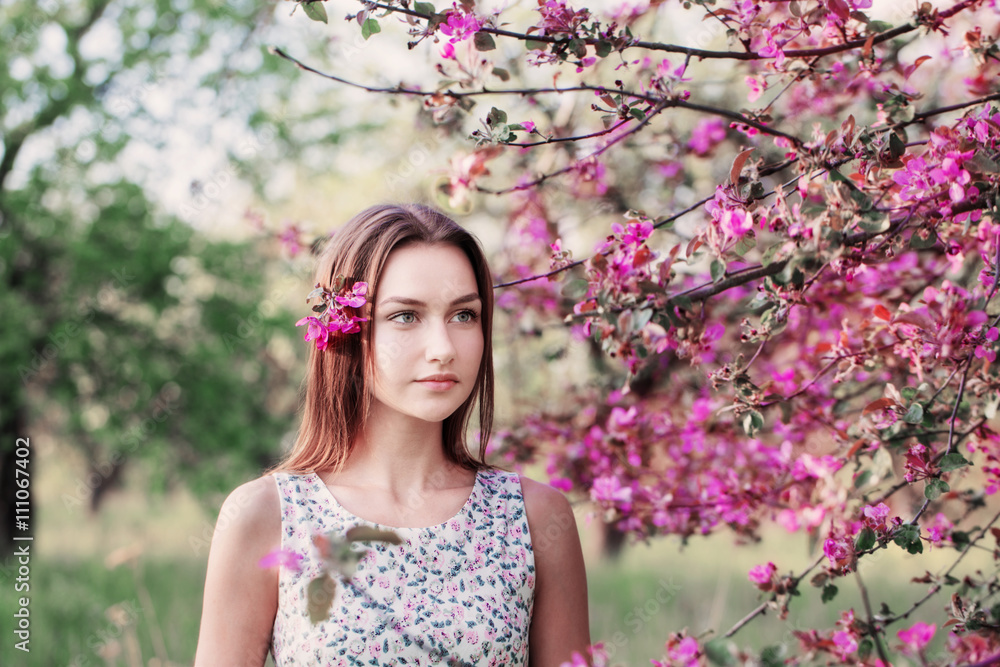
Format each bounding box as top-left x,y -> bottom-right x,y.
266,204 -> 496,476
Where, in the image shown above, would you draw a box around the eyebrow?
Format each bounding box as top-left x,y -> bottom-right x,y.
377,293 -> 482,308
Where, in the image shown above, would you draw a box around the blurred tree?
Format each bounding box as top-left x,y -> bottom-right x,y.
0,0 -> 344,556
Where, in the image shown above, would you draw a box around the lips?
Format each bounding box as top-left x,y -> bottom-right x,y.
416,374 -> 459,383
415,373 -> 459,390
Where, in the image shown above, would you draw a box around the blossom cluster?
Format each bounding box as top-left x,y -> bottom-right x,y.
295,279 -> 369,350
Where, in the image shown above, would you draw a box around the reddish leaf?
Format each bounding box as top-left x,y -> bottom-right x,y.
730,148 -> 755,186
862,397 -> 898,415
846,439 -> 865,458
633,245 -> 653,267
862,33 -> 875,58
873,304 -> 892,321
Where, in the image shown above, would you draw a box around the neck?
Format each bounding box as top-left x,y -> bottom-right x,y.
339,402 -> 458,492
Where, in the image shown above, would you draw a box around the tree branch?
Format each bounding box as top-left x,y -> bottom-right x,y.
361,0 -> 979,61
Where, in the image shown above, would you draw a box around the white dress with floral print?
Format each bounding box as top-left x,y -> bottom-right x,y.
270,468 -> 535,666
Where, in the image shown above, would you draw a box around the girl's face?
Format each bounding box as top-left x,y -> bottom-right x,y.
368,242 -> 484,425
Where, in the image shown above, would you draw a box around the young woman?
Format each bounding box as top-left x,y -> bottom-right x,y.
194,204 -> 590,666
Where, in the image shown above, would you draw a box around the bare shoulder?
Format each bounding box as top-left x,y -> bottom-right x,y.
215,474 -> 282,547
517,475 -> 579,555
519,475 -> 573,517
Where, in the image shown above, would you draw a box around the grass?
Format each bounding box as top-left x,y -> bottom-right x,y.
1,447 -> 990,666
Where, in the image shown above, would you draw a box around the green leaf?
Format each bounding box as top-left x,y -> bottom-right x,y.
673,295 -> 693,311
710,259 -> 726,283
414,1 -> 435,14
361,17 -> 381,39
525,38 -> 548,50
901,386 -> 917,402
473,31 -> 496,51
857,215 -> 890,233
595,40 -> 613,57
853,469 -> 872,489
939,453 -> 972,472
487,106 -> 507,126
909,227 -> 939,249
633,308 -> 653,331
760,645 -> 785,667
742,409 -> 764,437
307,573 -> 337,624
893,524 -> 923,554
903,402 -> 924,424
492,66 -> 510,81
629,107 -> 646,121
888,132 -> 906,160
302,1 -> 329,23
821,583 -> 839,603
855,526 -> 877,551
857,638 -> 873,661
924,478 -> 949,500
733,231 -> 756,257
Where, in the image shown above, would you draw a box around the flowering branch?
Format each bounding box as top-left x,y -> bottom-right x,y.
358,0 -> 979,61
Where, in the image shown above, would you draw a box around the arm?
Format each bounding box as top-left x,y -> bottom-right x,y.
520,475 -> 591,666
194,475 -> 281,667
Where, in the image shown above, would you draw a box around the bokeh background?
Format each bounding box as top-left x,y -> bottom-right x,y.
0,0 -> 990,665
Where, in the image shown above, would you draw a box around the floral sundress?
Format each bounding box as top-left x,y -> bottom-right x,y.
269,468 -> 535,666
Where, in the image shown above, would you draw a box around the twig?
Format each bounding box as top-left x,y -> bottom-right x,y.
882,504 -> 1000,626
945,361 -> 972,457
477,101 -> 671,195
724,554 -> 826,638
855,569 -> 892,665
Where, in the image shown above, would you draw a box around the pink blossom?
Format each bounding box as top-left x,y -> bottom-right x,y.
975,326 -> 999,362
688,118 -> 726,156
535,0 -> 591,37
720,209 -> 754,238
748,561 -> 776,586
926,512 -> 953,546
904,443 -> 936,483
295,316 -> 336,350
746,76 -> 765,103
278,222 -> 303,256
439,41 -> 456,59
521,120 -> 536,133
591,475 -> 633,504
832,630 -> 858,656
862,502 -> 890,531
757,28 -> 786,68
898,622 -> 935,653
334,281 -> 368,308
440,5 -> 482,42
667,636 -> 700,662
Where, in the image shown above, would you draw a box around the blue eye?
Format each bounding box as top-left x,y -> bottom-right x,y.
391,312 -> 417,324
454,310 -> 479,323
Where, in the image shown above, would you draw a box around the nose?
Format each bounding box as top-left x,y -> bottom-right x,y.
425,320 -> 456,365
